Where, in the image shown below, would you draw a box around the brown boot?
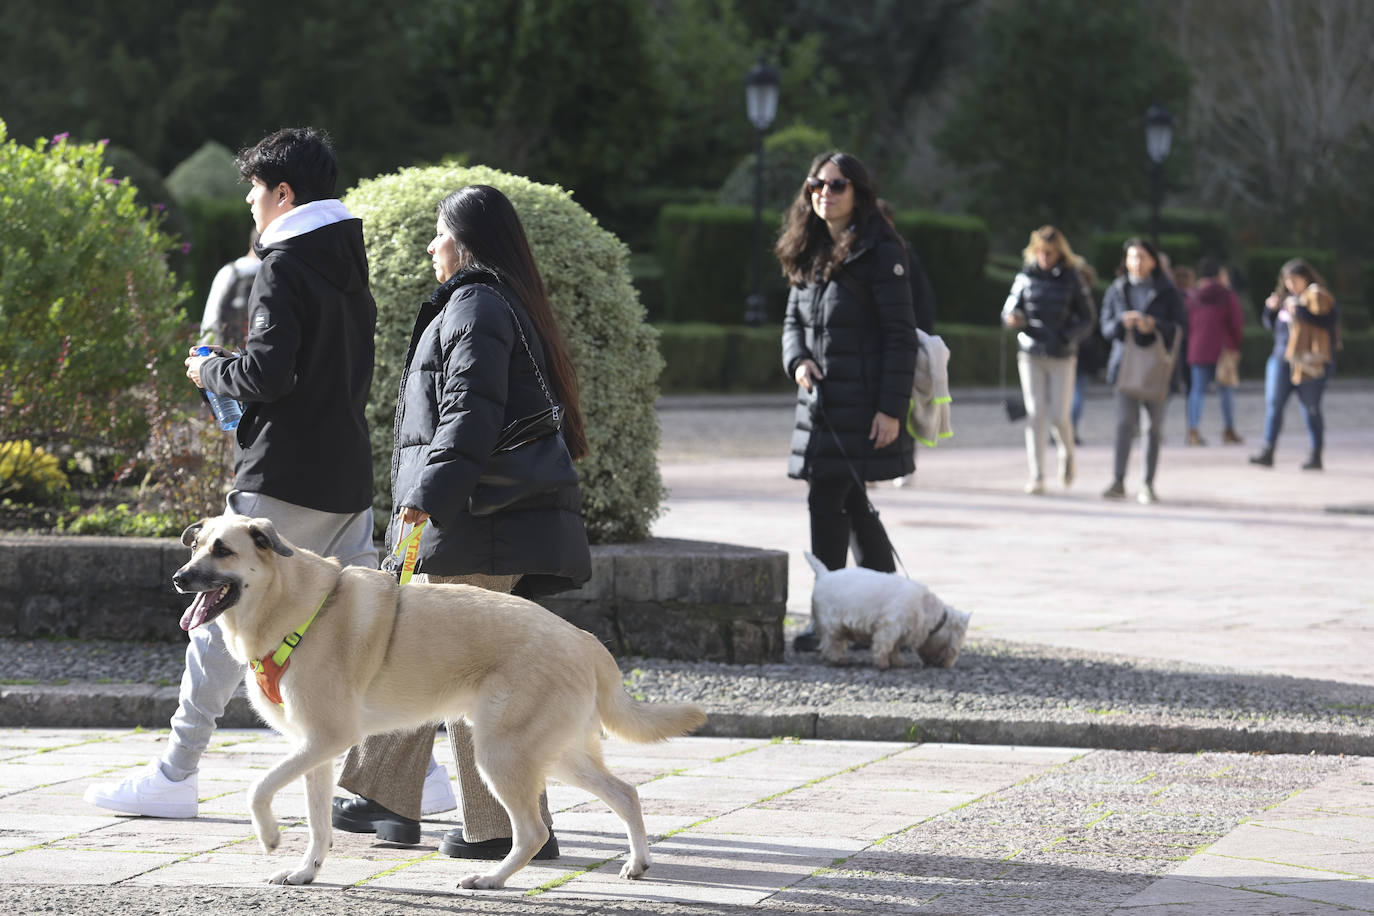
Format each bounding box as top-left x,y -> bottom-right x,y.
1221,428 -> 1243,444
1186,428 -> 1206,446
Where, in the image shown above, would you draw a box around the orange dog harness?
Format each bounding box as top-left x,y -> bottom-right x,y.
249,585 -> 333,707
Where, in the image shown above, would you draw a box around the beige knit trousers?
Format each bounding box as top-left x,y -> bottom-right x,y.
336,572 -> 553,840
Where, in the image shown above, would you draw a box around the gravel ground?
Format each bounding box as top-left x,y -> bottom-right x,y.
5,636 -> 1371,741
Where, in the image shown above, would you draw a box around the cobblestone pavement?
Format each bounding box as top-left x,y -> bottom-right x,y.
1,729 -> 1370,915
654,381 -> 1374,686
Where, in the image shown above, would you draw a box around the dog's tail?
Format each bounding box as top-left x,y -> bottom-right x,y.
803,551 -> 828,579
593,645 -> 707,744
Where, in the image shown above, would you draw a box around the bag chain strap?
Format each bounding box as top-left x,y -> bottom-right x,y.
478,284 -> 556,410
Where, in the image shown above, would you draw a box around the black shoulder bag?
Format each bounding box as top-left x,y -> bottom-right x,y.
467,286 -> 579,517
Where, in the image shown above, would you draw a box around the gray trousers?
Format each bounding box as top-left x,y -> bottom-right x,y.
1112,390 -> 1167,485
161,490 -> 378,781
336,572 -> 554,841
1017,352 -> 1077,483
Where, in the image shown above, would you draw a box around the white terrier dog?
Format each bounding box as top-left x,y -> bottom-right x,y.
804,552 -> 971,670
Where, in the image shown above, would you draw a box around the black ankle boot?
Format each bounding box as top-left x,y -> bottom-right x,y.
331,795 -> 420,845
792,624 -> 819,652
1301,451 -> 1322,470
1249,445 -> 1274,467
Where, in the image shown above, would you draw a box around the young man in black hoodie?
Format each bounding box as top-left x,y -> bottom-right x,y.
83,129 -> 452,819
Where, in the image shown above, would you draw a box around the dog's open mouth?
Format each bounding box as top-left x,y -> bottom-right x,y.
180,583 -> 239,631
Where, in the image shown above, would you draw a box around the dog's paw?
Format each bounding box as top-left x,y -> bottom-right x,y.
458,872 -> 507,890
620,857 -> 650,880
257,826 -> 281,854
266,859 -> 320,885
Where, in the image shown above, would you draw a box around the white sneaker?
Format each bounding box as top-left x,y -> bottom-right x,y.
84,762 -> 198,818
420,763 -> 457,816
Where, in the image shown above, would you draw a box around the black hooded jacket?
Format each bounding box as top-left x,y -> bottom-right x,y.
199,216 -> 376,514
781,213 -> 917,482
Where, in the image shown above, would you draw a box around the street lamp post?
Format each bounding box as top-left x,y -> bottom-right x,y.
744,59 -> 779,327
1144,105 -> 1174,248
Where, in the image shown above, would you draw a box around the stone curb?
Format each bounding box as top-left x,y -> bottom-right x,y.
4,684 -> 1368,757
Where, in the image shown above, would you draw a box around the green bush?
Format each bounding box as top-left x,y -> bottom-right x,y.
0,123 -> 190,452
1245,247 -> 1339,300
342,164 -> 663,543
1090,232 -> 1201,282
57,503 -> 181,537
1118,208 -> 1232,262
166,141 -> 243,203
892,211 -> 992,325
181,197 -> 257,316
717,123 -> 836,214
656,203 -> 789,324
655,324 -> 793,392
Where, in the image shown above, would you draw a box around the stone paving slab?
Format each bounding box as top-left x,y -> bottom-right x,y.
1,728 -> 1371,914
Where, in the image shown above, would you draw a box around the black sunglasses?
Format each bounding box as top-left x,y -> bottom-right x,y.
805,176 -> 850,195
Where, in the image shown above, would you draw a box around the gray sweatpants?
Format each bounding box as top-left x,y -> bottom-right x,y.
160,490 -> 377,781
1017,352 -> 1077,484
1112,391 -> 1167,485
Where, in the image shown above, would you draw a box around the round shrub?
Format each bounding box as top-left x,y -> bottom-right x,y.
718,123 -> 836,214
342,164 -> 664,543
166,141 -> 243,203
0,122 -> 189,451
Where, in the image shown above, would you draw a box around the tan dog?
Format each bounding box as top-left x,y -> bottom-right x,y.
172,514 -> 706,890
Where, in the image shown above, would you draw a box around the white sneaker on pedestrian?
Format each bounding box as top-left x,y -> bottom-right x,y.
420,763 -> 457,816
84,761 -> 197,818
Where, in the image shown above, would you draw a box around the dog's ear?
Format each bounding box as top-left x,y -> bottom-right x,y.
181,520 -> 206,548
248,519 -> 293,557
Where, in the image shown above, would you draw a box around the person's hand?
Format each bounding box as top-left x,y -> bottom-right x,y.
184,355 -> 209,388
1121,309 -> 1140,330
1264,293 -> 1281,311
398,506 -> 429,525
1137,314 -> 1156,333
794,359 -> 823,392
870,411 -> 899,449
1003,312 -> 1026,330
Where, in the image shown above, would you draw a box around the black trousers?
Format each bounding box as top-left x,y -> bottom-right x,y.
807,476 -> 895,573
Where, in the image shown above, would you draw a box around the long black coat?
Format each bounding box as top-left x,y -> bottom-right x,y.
389,269 -> 590,598
781,215 -> 917,481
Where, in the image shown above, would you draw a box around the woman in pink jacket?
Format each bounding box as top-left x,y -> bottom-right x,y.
1184,259 -> 1244,445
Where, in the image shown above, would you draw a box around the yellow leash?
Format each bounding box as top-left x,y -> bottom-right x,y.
249,584 -> 334,706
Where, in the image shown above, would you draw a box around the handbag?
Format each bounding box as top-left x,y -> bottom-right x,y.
1116,324 -> 1181,402
998,328 -> 1027,421
1215,347 -> 1241,387
467,286 -> 578,517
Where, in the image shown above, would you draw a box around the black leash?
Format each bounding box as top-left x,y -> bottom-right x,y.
810,396 -> 911,579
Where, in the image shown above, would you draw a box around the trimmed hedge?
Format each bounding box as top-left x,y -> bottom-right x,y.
657,203 -> 788,324
1123,207 -> 1233,260
180,197 -> 256,317
891,210 -> 991,326
1091,232 -> 1201,281
1245,247 -> 1338,300
655,321 -> 1374,392
343,164 -> 663,544
656,204 -> 991,327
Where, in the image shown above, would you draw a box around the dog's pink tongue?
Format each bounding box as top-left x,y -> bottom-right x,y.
179,592 -> 211,631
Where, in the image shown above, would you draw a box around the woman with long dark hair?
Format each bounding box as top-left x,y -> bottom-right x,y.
778,151 -> 917,651
1249,258 -> 1339,470
332,185 -> 590,861
1098,237 -> 1187,504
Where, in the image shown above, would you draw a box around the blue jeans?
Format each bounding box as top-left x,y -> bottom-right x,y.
1186,363 -> 1235,432
1261,355 -> 1328,452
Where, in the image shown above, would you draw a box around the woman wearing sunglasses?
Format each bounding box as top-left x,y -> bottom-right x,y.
778,151 -> 917,652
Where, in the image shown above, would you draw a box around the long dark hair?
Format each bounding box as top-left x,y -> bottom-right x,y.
1276,258 -> 1327,297
437,186 -> 587,460
1116,236 -> 1167,282
775,151 -> 879,287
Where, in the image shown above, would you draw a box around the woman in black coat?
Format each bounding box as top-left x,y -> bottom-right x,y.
1099,237 -> 1187,504
778,151 -> 917,650
334,185 -> 590,861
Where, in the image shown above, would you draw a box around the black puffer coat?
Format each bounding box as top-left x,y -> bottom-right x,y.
1001,263 -> 1096,358
389,268 -> 590,598
781,214 -> 917,481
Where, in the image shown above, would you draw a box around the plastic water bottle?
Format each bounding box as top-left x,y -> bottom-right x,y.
194,346 -> 242,431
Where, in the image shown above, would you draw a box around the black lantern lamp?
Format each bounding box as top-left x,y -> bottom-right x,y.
1144,105 -> 1174,247
744,60 -> 780,327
